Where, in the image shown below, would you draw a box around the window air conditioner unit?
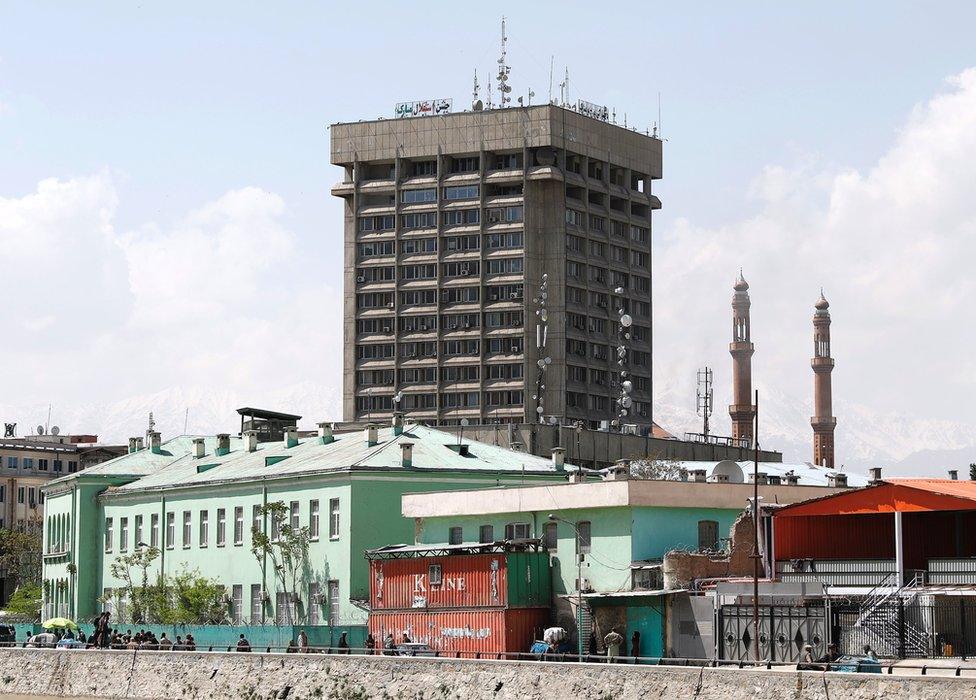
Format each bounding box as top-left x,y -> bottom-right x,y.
383,326 -> 391,333
357,276 -> 365,283
509,293 -> 519,300
464,322 -> 471,329
510,345 -> 520,354
387,302 -> 395,309
420,324 -> 428,331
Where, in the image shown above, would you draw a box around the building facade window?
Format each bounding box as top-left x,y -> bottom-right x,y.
478,525 -> 494,544
199,511 -> 209,548
216,508 -> 226,547
150,513 -> 159,548
329,498 -> 340,540
576,521 -> 592,554
104,518 -> 113,553
448,526 -> 463,545
310,500 -> 319,540
182,511 -> 191,549
289,501 -> 300,530
165,512 -> 175,549
119,517 -> 128,552
543,522 -> 558,550
232,584 -> 243,624
328,580 -> 340,626
234,506 -> 244,545
250,584 -> 263,623
134,515 -> 143,547
698,520 -> 719,552
309,582 -> 320,625
504,522 -> 530,540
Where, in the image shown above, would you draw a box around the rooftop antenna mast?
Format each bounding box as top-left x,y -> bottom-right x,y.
696,367 -> 714,437
496,16 -> 512,107
548,55 -> 554,103
558,68 -> 569,106
472,70 -> 480,106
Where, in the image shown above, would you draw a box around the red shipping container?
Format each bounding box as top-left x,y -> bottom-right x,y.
370,553 -> 547,610
369,608 -> 550,655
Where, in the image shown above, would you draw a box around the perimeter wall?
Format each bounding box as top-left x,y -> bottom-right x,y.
0,648 -> 973,700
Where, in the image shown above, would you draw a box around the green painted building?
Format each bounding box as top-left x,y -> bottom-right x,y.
40,422 -> 567,639
402,473 -> 832,657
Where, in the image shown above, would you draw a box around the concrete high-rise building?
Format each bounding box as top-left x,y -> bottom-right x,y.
728,271 -> 755,444
811,291 -> 836,468
331,104 -> 662,429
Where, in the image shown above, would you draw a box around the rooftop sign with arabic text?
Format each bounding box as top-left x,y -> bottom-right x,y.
395,99 -> 453,119
577,99 -> 609,122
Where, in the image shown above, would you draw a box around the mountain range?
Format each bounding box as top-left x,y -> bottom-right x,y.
3,382 -> 974,478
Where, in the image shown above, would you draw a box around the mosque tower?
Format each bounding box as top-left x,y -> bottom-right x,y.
729,271 -> 756,445
811,291 -> 837,468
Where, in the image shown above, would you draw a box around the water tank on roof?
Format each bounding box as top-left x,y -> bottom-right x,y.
709,460 -> 744,484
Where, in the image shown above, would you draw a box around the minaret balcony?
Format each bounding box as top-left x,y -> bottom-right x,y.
811,417 -> 837,429
811,356 -> 835,370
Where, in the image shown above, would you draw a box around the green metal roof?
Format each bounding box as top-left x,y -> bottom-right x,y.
44,435 -> 244,488
107,424 -> 567,494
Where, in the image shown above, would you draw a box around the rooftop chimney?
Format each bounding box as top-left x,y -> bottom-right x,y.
784,473 -> 800,486
128,437 -> 140,454
603,460 -> 631,481
568,469 -> 586,484
284,426 -> 298,449
948,469 -> 958,480
244,431 -> 258,453
400,442 -> 414,469
690,469 -> 707,483
748,471 -> 768,485
827,472 -> 848,488
551,447 -> 566,472
148,431 -> 162,455
365,424 -> 378,447
767,474 -> 782,486
192,438 -> 206,459
317,422 -> 335,445
869,467 -> 883,483
392,412 -> 404,437
711,473 -> 730,483
510,441 -> 523,452
215,433 -> 231,457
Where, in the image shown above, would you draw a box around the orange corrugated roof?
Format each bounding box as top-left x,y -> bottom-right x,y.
774,479 -> 976,517
887,479 -> 976,500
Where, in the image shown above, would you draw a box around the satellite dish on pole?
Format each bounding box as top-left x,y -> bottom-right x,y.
51,426 -> 60,436
36,425 -> 45,436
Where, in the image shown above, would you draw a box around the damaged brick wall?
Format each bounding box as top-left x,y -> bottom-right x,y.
662,511 -> 756,590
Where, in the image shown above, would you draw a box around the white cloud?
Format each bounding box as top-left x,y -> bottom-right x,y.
654,68 -> 976,443
0,178 -> 341,405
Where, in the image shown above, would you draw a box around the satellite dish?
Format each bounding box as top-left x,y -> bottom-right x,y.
36,425 -> 45,435
460,418 -> 470,427
473,99 -> 484,111
51,426 -> 60,436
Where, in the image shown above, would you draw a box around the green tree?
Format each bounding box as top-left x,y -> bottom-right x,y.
166,567 -> 227,624
969,463 -> 976,481
251,501 -> 311,622
108,546 -> 160,623
0,528 -> 42,588
3,583 -> 42,619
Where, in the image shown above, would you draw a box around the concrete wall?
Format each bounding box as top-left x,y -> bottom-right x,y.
0,648 -> 973,700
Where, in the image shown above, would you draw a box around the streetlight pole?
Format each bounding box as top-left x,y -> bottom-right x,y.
549,513 -> 585,658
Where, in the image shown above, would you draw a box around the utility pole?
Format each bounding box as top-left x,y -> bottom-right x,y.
752,388 -> 761,663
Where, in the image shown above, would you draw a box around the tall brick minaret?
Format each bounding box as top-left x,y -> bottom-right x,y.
811,290 -> 836,468
729,270 -> 755,445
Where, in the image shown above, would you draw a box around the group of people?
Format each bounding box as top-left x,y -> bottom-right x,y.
798,642 -> 878,670
587,628 -> 641,661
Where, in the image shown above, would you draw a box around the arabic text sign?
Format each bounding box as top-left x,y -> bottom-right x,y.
395,99 -> 453,118
578,99 -> 609,122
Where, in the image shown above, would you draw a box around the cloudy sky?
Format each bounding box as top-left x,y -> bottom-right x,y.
2,2 -> 976,447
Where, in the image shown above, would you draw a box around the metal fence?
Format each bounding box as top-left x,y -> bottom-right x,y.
833,598 -> 976,659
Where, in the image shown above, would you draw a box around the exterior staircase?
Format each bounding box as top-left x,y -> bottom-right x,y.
854,572 -> 929,657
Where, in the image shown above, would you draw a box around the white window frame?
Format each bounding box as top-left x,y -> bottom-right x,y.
309,500 -> 319,540
216,508 -> 226,547
329,498 -> 340,540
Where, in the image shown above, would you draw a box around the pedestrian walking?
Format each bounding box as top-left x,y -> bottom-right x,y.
364,633 -> 376,655
297,629 -> 308,653
338,631 -> 350,654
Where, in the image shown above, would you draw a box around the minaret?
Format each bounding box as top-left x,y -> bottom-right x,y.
729,270 -> 755,445
811,290 -> 837,468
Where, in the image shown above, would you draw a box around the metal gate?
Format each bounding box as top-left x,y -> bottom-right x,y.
719,604 -> 827,662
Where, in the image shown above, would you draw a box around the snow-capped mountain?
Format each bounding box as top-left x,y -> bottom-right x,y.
2,382 -> 973,478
